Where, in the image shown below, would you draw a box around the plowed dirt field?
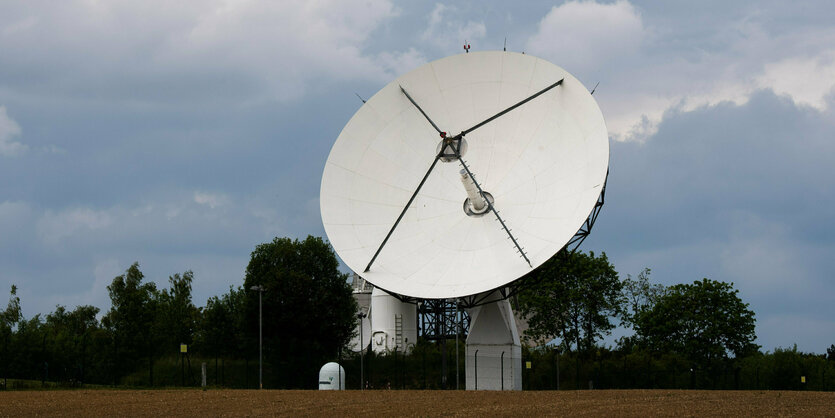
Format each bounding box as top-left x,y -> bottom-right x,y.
2,389 -> 833,417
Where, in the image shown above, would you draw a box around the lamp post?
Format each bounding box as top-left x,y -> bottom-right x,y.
250,285 -> 265,389
455,299 -> 460,390
357,311 -> 367,390
555,346 -> 561,391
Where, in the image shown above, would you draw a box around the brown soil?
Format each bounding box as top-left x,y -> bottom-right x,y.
1,389 -> 833,417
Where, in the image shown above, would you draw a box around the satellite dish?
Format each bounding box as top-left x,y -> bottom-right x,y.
321,51 -> 608,299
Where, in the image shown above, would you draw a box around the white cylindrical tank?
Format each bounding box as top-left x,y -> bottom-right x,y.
318,362 -> 345,390
370,287 -> 417,354
349,297 -> 371,352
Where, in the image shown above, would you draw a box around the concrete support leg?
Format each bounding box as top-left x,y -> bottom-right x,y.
465,291 -> 522,390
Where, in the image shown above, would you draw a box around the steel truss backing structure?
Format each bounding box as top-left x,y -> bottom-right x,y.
417,298 -> 470,341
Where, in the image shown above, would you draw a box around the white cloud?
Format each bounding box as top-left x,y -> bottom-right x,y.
36,207 -> 113,245
524,1 -> 650,141
374,47 -> 427,78
193,191 -> 228,209
421,3 -> 486,54
522,1 -> 835,143
31,189 -> 286,252
757,51 -> 835,110
0,106 -> 26,157
0,0 -> 404,103
169,0 -> 399,100
526,0 -> 644,74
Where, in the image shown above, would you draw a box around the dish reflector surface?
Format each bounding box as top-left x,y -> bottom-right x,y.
320,51 -> 608,299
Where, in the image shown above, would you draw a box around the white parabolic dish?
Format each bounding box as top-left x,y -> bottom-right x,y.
321,51 -> 609,299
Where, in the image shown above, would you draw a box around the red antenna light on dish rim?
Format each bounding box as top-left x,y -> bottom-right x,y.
464,41 -> 471,53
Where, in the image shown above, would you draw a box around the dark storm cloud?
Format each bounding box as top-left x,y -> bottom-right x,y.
583,90 -> 835,351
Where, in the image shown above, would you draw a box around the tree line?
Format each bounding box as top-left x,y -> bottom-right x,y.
0,236 -> 355,389
1,237 -> 833,390
515,251 -> 834,390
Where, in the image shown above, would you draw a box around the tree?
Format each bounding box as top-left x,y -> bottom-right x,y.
10,314 -> 46,382
197,286 -> 246,385
155,271 -> 199,352
634,278 -> 757,371
517,251 -> 624,353
243,236 -> 357,388
101,262 -> 158,384
45,304 -> 100,384
1,285 -> 22,385
621,268 -> 666,328
617,268 -> 667,352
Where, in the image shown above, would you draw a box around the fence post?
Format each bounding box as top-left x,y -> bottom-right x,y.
474,349 -> 479,390
501,351 -> 505,391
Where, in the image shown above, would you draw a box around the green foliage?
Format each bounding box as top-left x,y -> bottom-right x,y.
196,286 -> 246,362
517,251 -> 623,353
243,236 -> 357,388
621,268 -> 666,328
154,271 -> 199,350
634,278 -> 758,370
1,285 -> 21,328
1,285 -> 22,380
43,305 -> 101,383
101,262 -> 159,383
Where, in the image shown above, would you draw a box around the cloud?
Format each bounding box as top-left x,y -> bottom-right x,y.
0,0 -> 404,103
524,1 -> 652,141
757,51 -> 835,110
86,258 -> 122,314
0,201 -> 32,245
36,207 -> 113,245
9,188 -> 282,316
193,191 -> 228,209
585,89 -> 835,351
374,47 -> 427,78
421,3 -> 487,54
0,106 -> 26,156
1,15 -> 37,35
521,2 -> 835,143
526,0 -> 644,74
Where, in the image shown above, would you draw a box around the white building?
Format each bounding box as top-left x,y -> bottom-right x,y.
349,273 -> 417,354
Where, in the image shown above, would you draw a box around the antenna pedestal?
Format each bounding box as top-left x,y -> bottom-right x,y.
370,287 -> 417,354
465,290 -> 522,390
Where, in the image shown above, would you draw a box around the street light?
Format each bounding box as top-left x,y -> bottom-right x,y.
357,310 -> 367,390
455,298 -> 460,390
250,285 -> 265,389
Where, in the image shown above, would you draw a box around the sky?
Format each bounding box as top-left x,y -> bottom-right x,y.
1,0 -> 833,353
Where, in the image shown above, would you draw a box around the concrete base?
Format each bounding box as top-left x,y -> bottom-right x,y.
465,291 -> 522,390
